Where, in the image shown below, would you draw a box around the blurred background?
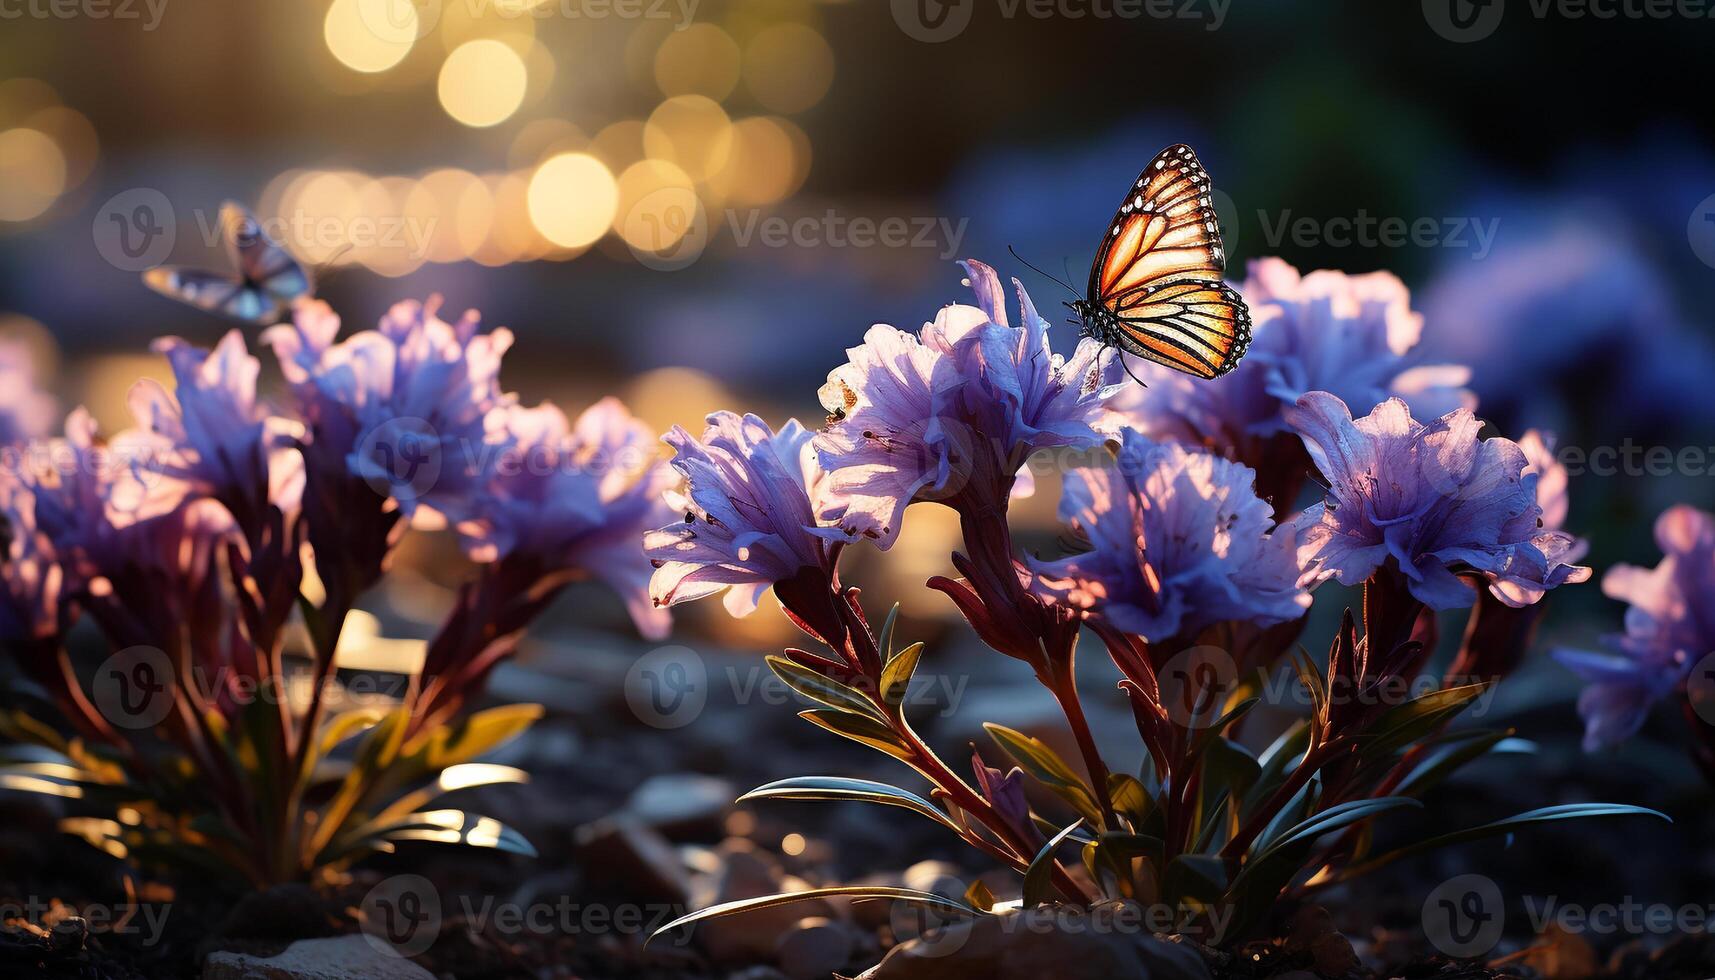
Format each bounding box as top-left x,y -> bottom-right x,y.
3,0 -> 1712,622
2,0 -> 1714,948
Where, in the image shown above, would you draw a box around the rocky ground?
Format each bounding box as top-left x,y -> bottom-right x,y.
3,623 -> 1712,979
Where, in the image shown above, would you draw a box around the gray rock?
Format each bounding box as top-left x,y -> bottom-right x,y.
698,839 -> 833,964
202,935 -> 435,980
775,916 -> 856,980
575,816 -> 694,905
859,902 -> 1214,980
625,772 -> 736,837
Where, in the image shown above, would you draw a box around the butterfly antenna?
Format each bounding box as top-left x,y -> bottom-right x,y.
1107,344 -> 1149,388
1008,245 -> 1077,297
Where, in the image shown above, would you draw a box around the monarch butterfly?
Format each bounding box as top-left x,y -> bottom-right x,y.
1068,144 -> 1251,381
143,202 -> 313,325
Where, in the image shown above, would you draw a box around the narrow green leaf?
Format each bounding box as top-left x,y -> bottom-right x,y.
798,709 -> 913,762
1359,684 -> 1489,757
964,879 -> 996,912
649,887 -> 977,947
1338,803 -> 1670,880
1107,773 -> 1154,826
984,723 -> 1102,826
1163,854 -> 1228,906
1397,730 -> 1529,797
1022,819 -> 1084,907
878,602 -> 902,661
1256,796 -> 1423,861
739,776 -> 958,832
768,656 -> 886,722
881,642 -> 924,707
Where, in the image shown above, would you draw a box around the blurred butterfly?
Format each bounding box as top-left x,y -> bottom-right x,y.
143,202 -> 312,325
1067,144 -> 1251,381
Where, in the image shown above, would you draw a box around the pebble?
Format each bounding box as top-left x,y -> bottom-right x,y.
202,934 -> 435,980
775,916 -> 855,980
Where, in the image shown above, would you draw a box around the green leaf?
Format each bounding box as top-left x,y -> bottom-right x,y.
1338,803 -> 1670,880
739,776 -> 958,832
1256,796 -> 1423,861
1245,721 -> 1313,821
1163,854 -> 1228,906
768,656 -> 885,722
1359,684 -> 1489,758
878,602 -> 902,661
317,708 -> 390,759
1023,819 -> 1085,907
1397,731 -> 1530,797
1107,773 -> 1155,826
1098,832 -> 1165,871
984,723 -> 1102,826
881,642 -> 925,707
798,709 -> 912,762
964,879 -> 997,912
329,808 -> 537,861
411,703 -> 544,772
649,887 -> 977,947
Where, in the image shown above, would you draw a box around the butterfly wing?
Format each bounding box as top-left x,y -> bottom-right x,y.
142,267 -> 273,321
220,201 -> 313,310
1088,144 -> 1250,379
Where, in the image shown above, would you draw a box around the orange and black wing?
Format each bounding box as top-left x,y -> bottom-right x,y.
1087,144 -> 1250,379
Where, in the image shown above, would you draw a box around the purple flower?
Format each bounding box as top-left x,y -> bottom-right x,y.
1114,259 -> 1474,448
646,412 -> 852,618
127,330 -> 303,519
1286,393 -> 1590,610
455,398 -> 678,640
0,338 -> 55,447
263,297 -> 513,521
815,259 -> 1120,546
1556,505 -> 1715,750
0,468 -> 56,642
1029,429 -> 1309,641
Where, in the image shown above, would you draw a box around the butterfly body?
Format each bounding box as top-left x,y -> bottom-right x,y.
1071,144 -> 1251,380
143,202 -> 312,325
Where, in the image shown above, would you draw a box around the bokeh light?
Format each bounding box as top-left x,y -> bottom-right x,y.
324,0 -> 417,74
438,40 -> 529,128
614,158 -> 700,255
0,129 -> 67,222
643,95 -> 734,182
742,24 -> 834,114
527,153 -> 618,249
654,24 -> 742,100
704,115 -> 809,207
